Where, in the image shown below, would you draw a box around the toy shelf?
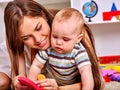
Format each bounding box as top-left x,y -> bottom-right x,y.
87,21 -> 120,56
87,20 -> 120,25
70,0 -> 120,57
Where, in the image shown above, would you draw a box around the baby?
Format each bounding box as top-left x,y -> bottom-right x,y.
28,8 -> 94,90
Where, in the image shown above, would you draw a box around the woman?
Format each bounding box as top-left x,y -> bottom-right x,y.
4,0 -> 104,90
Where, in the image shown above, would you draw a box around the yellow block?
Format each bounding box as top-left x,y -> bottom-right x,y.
99,64 -> 120,72
37,74 -> 46,80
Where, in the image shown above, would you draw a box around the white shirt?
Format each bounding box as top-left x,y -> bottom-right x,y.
0,40 -> 11,78
0,40 -> 31,78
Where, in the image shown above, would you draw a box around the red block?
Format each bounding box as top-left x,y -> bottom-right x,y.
103,11 -> 120,21
103,75 -> 111,82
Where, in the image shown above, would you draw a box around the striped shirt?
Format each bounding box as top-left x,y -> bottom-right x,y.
36,43 -> 91,86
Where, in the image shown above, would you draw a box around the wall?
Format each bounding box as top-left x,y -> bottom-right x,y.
36,0 -> 70,9
89,22 -> 120,56
0,3 -> 7,43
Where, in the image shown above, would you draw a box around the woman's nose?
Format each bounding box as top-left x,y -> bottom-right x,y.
34,34 -> 41,43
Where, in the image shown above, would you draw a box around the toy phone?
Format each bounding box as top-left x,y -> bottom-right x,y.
18,76 -> 43,90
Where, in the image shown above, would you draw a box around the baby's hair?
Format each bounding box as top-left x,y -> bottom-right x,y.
53,8 -> 84,33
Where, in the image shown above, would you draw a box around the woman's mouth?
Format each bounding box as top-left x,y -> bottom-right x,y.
38,39 -> 47,47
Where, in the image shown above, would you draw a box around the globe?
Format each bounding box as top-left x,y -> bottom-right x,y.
82,1 -> 98,22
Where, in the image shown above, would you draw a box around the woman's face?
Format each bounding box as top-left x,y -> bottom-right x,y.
19,16 -> 50,50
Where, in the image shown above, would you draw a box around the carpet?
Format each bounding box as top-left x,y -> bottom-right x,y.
104,81 -> 120,90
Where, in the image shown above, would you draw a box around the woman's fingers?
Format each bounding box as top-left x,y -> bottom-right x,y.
14,76 -> 33,90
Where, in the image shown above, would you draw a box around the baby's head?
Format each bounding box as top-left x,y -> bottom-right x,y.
51,8 -> 85,54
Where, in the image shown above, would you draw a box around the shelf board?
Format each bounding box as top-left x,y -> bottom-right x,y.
87,20 -> 120,25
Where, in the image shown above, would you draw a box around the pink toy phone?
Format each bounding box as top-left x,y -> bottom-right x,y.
18,76 -> 43,90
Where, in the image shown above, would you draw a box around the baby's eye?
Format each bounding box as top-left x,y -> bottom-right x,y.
63,37 -> 70,41
52,35 -> 58,39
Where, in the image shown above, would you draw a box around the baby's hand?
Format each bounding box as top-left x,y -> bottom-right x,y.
35,74 -> 46,87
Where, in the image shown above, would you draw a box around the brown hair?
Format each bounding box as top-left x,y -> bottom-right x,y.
53,8 -> 102,90
4,0 -> 53,77
82,23 -> 102,90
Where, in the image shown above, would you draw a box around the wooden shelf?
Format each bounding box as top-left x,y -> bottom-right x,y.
87,20 -> 120,25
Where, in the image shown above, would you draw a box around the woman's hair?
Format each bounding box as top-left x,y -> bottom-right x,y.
82,24 -> 102,90
4,0 -> 53,76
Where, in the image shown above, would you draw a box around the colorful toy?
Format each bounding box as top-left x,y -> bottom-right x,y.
103,2 -> 120,21
100,69 -> 116,82
116,15 -> 120,20
37,74 -> 46,80
110,73 -> 120,82
18,76 -> 43,90
100,64 -> 120,72
100,64 -> 120,82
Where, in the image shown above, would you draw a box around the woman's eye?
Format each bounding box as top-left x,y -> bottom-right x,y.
22,36 -> 31,41
23,37 -> 29,41
36,24 -> 42,31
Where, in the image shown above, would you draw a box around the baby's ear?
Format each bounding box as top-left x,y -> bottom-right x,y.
77,34 -> 83,43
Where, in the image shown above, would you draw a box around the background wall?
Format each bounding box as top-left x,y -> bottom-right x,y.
0,2 -> 7,43
36,0 -> 70,9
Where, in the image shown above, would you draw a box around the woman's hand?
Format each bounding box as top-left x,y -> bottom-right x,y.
37,78 -> 58,90
13,76 -> 33,90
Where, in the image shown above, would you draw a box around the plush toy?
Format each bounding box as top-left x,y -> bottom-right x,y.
100,69 -> 116,82
100,64 -> 120,82
110,74 -> 120,82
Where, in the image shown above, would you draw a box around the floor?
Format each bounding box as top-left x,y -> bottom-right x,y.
104,81 -> 120,90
